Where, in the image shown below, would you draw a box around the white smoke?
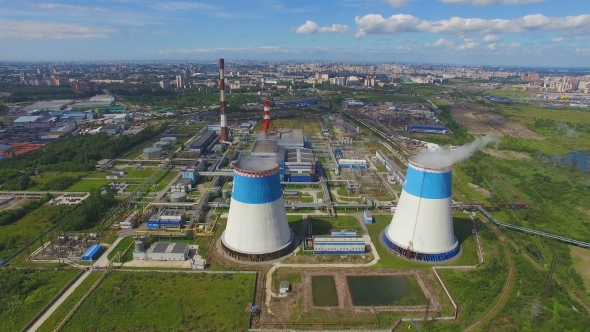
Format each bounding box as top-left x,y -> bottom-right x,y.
236,157 -> 275,172
412,135 -> 499,168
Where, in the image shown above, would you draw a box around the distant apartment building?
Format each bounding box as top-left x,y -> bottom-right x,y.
176,75 -> 184,89
71,80 -> 100,93
160,80 -> 170,89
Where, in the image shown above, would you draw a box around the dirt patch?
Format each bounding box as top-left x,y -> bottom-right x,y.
468,183 -> 491,199
484,148 -> 532,161
0,198 -> 28,212
571,247 -> 590,294
450,102 -> 544,140
577,207 -> 590,219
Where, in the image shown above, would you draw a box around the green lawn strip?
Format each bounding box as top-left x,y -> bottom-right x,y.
61,272 -> 256,332
36,271 -> 103,332
310,216 -> 360,235
0,268 -> 80,331
107,236 -> 134,262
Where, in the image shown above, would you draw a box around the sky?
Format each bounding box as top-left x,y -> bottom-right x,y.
0,0 -> 589,66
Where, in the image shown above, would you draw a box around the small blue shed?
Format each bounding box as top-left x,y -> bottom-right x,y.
81,244 -> 103,261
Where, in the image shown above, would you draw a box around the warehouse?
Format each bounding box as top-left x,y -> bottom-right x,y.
264,129 -> 305,148
180,160 -> 205,184
132,242 -> 189,261
99,124 -> 124,135
338,158 -> 367,169
81,244 -> 103,261
406,124 -> 447,134
147,209 -> 186,230
190,130 -> 218,154
313,236 -> 366,254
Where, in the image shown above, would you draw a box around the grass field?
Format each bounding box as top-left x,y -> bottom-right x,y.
85,168 -> 157,179
310,216 -> 360,235
271,118 -> 322,137
36,271 -> 103,332
150,170 -> 178,192
339,92 -> 421,103
107,236 -> 134,262
0,205 -> 63,261
0,268 -> 80,332
61,272 -> 256,332
29,172 -> 88,189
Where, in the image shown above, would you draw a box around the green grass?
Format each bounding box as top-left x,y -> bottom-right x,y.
0,205 -> 63,261
29,172 -> 88,189
85,168 -> 157,179
152,170 -> 178,192
310,216 -> 360,235
36,271 -> 103,332
288,215 -> 304,235
0,268 -> 80,332
61,272 -> 256,332
107,236 -> 134,262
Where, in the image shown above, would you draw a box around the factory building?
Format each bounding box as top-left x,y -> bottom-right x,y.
251,139 -> 315,182
190,130 -> 218,154
143,147 -> 162,159
376,150 -> 398,172
23,100 -> 73,113
147,209 -> 186,230
180,160 -> 205,184
99,124 -> 124,135
133,242 -> 189,261
406,124 -> 447,134
313,236 -> 366,254
221,159 -> 294,262
384,156 -> 459,262
170,178 -> 193,193
264,129 -> 305,148
363,210 -> 373,224
337,159 -> 367,169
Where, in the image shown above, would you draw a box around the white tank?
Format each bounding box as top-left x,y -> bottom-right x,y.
143,147 -> 162,159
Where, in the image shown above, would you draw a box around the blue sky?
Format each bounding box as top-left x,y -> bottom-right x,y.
0,0 -> 589,66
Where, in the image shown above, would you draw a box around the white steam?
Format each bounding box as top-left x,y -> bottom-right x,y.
412,135 -> 499,168
235,157 -> 276,172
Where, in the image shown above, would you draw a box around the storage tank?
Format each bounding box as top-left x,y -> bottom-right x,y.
134,240 -> 145,252
143,147 -> 162,159
170,192 -> 187,203
222,189 -> 231,199
384,156 -> 459,262
221,158 -> 294,262
161,137 -> 177,145
154,140 -> 172,150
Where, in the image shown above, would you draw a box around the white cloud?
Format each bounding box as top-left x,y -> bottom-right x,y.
425,38 -> 454,48
384,0 -> 409,7
458,38 -> 480,50
354,13 -> 590,38
440,0 -> 546,5
510,43 -> 521,47
0,19 -> 116,39
295,21 -> 350,34
151,2 -> 216,11
551,37 -> 564,42
483,34 -> 500,43
487,43 -> 498,50
36,3 -> 108,12
151,30 -> 174,35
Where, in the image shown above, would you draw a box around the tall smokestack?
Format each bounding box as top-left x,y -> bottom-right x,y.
261,100 -> 272,134
219,58 -> 229,142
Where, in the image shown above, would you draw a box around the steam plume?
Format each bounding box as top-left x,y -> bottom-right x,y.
412,135 -> 499,168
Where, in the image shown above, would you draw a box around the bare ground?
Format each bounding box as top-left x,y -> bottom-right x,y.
468,183 -> 491,199
450,102 -> 544,140
484,148 -> 532,161
0,198 -> 28,212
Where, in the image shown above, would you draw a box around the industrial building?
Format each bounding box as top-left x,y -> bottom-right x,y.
99,124 -> 123,135
180,160 -> 205,184
337,158 -> 367,169
147,209 -> 186,230
143,147 -> 162,159
363,210 -> 373,224
23,100 -> 73,113
170,178 -> 193,193
375,150 -> 397,172
221,159 -> 294,262
264,129 -> 305,148
81,244 -> 103,261
406,124 -> 447,134
251,136 -> 315,182
313,236 -> 366,254
384,156 -> 459,262
133,242 -> 189,261
190,130 -> 218,154
120,211 -> 139,229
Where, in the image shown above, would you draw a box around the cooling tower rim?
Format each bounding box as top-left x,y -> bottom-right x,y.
384,226 -> 459,254
234,159 -> 279,176
408,156 -> 452,172
220,230 -> 294,255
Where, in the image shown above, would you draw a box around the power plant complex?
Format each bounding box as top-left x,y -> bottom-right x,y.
383,156 -> 459,262
221,159 -> 295,262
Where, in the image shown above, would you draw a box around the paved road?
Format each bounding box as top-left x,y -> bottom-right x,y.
27,237 -> 124,331
27,270 -> 92,332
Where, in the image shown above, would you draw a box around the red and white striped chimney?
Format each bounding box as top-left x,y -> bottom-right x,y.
219,58 -> 229,142
261,100 -> 271,134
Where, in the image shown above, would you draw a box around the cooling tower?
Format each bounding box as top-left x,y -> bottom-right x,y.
221,159 -> 294,262
384,156 -> 459,262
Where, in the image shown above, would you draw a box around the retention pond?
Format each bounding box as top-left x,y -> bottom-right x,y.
347,275 -> 425,306
311,276 -> 339,306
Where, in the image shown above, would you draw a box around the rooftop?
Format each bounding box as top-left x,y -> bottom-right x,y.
252,139 -> 278,154
264,129 -> 304,147
22,100 -> 73,112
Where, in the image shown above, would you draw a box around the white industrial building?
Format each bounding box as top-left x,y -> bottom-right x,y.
99,124 -> 123,135
313,236 -> 366,254
384,156 -> 459,262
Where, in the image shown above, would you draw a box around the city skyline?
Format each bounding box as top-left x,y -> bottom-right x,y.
1,0 -> 589,66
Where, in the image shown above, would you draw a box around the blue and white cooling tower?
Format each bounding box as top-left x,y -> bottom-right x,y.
384,156 -> 459,262
221,159 -> 294,262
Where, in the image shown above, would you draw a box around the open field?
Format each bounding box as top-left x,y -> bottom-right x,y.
271,118 -> 322,137
0,268 -> 80,331
36,271 -> 103,332
339,92 -> 421,103
449,101 -> 544,139
29,172 -> 88,190
572,246 -> 590,295
0,205 -> 62,260
61,272 -> 256,332
107,236 -> 134,262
